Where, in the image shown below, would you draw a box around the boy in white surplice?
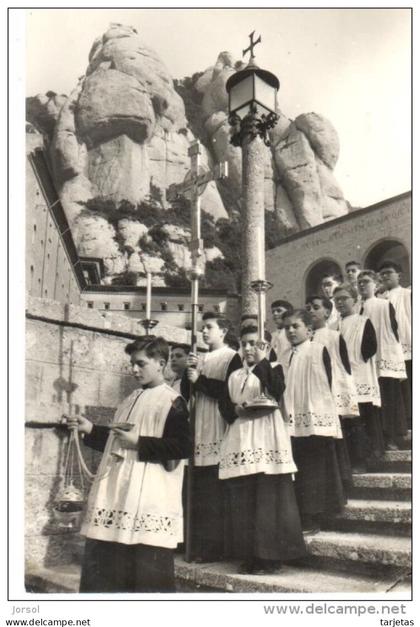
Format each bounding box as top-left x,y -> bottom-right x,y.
357,270 -> 407,450
65,337 -> 191,593
280,309 -> 346,535
219,326 -> 306,574
183,312 -> 242,562
334,283 -> 384,471
378,260 -> 412,430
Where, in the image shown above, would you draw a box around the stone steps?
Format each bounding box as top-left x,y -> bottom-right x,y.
303,531 -> 411,575
369,450 -> 411,473
24,560 -> 412,596
175,558 -> 411,595
341,499 -> 411,524
349,472 -> 411,501
323,499 -> 411,536
26,564 -> 80,594
25,528 -> 412,595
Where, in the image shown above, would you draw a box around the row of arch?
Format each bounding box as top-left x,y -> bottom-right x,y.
306,238 -> 410,297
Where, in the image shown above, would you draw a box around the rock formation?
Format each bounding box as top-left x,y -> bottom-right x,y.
26,23 -> 350,287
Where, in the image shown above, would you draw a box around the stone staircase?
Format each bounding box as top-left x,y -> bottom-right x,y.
25,438 -> 412,595
174,439 -> 412,594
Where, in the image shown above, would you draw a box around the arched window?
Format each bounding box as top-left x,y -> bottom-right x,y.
364,239 -> 410,286
305,258 -> 342,298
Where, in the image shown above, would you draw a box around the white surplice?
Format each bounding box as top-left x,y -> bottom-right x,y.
281,340 -> 342,438
194,345 -> 237,466
270,328 -> 290,360
339,313 -> 381,406
312,327 -> 359,417
362,296 -> 406,379
219,364 -> 296,479
383,286 -> 411,360
81,384 -> 184,548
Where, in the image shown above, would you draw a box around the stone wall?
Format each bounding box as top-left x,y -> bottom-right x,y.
26,145 -> 83,306
266,192 -> 411,316
25,296 -> 196,574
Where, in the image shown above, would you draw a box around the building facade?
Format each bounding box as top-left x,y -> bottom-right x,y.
266,192 -> 411,315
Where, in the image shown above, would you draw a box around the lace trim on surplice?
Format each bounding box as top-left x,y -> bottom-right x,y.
195,439 -> 223,460
335,391 -> 358,410
356,382 -> 380,398
84,506 -> 179,537
377,358 -> 406,375
290,412 -> 338,430
219,447 -> 292,470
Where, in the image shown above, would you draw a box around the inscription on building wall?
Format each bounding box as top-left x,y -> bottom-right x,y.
298,204 -> 409,252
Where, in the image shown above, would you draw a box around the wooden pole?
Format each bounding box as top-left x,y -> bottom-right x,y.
185,141 -> 203,563
185,275 -> 198,563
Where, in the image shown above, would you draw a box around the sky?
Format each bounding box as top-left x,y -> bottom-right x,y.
25,7 -> 411,208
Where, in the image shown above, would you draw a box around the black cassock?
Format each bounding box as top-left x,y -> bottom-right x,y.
219,360 -> 307,563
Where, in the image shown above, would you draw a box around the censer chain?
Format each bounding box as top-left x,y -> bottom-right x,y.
72,429 -> 112,482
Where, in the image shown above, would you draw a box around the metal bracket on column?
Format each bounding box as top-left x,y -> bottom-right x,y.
229,106 -> 279,147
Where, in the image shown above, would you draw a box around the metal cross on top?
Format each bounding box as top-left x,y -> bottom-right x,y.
168,140 -> 228,272
243,30 -> 262,63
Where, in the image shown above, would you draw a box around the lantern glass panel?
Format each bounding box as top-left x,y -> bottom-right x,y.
254,74 -> 277,114
229,74 -> 254,117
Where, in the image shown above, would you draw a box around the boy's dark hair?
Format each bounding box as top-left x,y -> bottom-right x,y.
202,311 -> 231,330
345,260 -> 361,270
240,313 -> 258,322
333,283 -> 359,301
224,331 -> 240,351
171,343 -> 190,354
125,336 -> 169,363
305,294 -> 333,313
240,325 -> 272,343
378,260 -> 402,274
321,273 -> 342,283
283,308 -> 313,328
271,299 -> 293,312
358,269 -> 377,281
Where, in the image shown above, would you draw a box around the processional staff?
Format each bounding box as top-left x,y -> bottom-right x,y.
168,141 -> 228,562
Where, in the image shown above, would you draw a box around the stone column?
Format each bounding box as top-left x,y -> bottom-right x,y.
241,131 -> 266,315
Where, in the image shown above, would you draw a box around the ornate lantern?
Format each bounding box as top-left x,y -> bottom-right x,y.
226,32 -> 280,146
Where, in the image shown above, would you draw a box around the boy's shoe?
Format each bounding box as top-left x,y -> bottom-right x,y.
237,560 -> 257,574
352,464 -> 367,474
253,559 -> 282,575
371,449 -> 383,459
194,554 -> 222,564
301,515 -> 321,536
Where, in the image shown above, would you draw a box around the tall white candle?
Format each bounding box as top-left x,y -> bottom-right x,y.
146,272 -> 152,320
256,227 -> 264,280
